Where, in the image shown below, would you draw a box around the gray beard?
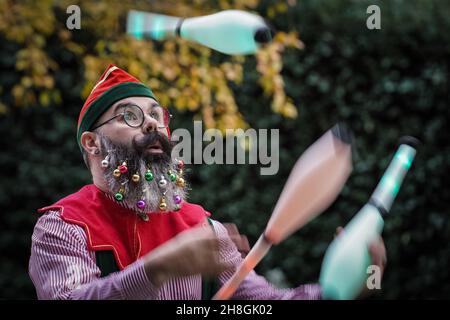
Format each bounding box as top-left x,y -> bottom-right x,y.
98,134 -> 187,213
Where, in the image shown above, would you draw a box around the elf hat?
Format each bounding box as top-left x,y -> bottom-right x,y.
77,64 -> 169,150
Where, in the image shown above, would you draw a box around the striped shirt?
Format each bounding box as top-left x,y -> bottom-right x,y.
29,209 -> 322,300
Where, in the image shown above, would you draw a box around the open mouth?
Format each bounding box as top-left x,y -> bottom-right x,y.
146,141 -> 163,154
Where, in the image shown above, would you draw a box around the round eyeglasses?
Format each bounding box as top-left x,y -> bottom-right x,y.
91,104 -> 172,131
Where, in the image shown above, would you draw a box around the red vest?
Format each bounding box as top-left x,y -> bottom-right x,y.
38,184 -> 210,269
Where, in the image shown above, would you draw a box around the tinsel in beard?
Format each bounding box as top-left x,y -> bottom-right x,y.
98,133 -> 188,213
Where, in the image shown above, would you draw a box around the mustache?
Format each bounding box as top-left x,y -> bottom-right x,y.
132,131 -> 173,157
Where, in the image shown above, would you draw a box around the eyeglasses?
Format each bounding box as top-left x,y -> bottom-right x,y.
91,104 -> 172,131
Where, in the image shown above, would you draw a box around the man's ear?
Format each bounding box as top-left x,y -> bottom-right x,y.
80,131 -> 100,156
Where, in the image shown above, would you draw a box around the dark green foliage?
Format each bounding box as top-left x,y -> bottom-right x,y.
0,0 -> 449,299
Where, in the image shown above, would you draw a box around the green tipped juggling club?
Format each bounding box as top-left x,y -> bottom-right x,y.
126,9 -> 274,55
319,136 -> 420,300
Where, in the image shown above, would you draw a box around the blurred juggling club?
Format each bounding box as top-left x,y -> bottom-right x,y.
126,9 -> 274,55
319,136 -> 420,300
213,123 -> 354,300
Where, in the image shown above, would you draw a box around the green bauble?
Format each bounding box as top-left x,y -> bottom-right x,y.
145,170 -> 154,181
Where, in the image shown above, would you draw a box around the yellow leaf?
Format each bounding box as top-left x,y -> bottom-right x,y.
39,92 -> 50,107
0,102 -> 7,114
281,101 -> 298,119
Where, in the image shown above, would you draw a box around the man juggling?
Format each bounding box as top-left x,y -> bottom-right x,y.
29,64 -> 385,299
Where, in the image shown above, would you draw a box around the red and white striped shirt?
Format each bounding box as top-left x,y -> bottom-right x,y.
29,209 -> 321,300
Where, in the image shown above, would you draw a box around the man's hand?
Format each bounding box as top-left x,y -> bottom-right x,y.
142,223 -> 233,287
223,223 -> 251,258
335,226 -> 387,298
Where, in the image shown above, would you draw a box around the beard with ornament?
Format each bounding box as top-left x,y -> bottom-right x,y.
97,131 -> 187,213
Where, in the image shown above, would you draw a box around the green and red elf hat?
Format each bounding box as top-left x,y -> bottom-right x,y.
77,64 -> 170,149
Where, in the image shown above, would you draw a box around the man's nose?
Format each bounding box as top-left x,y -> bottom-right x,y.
141,114 -> 159,133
